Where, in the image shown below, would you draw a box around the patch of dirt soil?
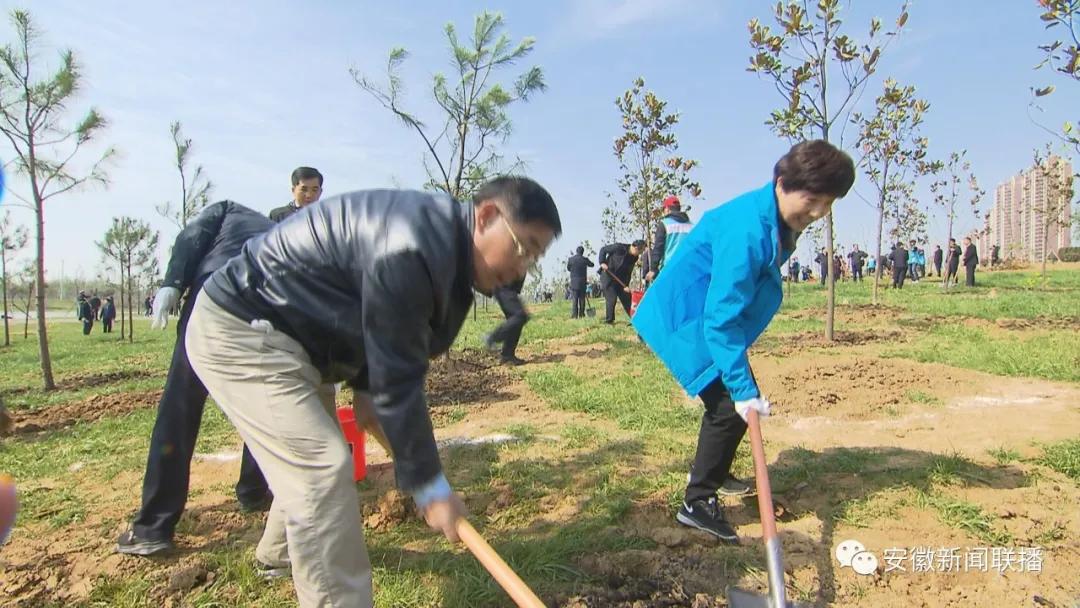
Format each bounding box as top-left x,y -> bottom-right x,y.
363,489 -> 411,531
556,550 -> 726,608
10,390 -> 161,435
757,358 -> 967,420
993,315 -> 1080,331
3,369 -> 159,396
425,350 -> 514,407
757,329 -> 906,356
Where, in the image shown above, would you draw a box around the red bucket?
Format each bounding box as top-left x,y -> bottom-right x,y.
335,407 -> 367,482
630,289 -> 645,317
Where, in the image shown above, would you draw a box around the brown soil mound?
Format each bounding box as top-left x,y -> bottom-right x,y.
10,390 -> 161,435
759,329 -> 905,356
426,350 -> 513,406
3,369 -> 159,396
364,489 -> 411,530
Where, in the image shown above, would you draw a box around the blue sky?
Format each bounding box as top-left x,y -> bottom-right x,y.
0,0 -> 1074,285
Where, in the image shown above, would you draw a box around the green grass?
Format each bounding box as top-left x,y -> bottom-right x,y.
905,390 -> 942,406
987,446 -> 1021,466
887,324 -> 1080,382
914,491 -> 1013,546
1038,439 -> 1080,481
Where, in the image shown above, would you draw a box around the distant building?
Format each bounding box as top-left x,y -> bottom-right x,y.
981,156 -> 1073,262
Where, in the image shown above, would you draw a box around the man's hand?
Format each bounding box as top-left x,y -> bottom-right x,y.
599,263 -> 608,271
734,397 -> 772,422
422,493 -> 467,543
645,271 -> 656,283
151,287 -> 181,330
623,286 -> 631,293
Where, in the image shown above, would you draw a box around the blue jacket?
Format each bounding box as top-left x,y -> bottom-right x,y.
632,182 -> 794,401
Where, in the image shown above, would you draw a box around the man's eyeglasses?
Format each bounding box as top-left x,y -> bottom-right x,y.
500,214 -> 540,263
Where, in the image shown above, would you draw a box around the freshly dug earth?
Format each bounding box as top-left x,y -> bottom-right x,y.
9,390 -> 161,435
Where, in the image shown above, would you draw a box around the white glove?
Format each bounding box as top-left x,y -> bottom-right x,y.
734,397 -> 772,422
151,287 -> 181,330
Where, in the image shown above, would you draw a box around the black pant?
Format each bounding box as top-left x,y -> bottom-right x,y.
946,264 -> 959,284
934,261 -> 942,277
819,269 -> 827,285
852,267 -> 862,282
965,265 -> 976,287
132,286 -> 268,541
892,265 -> 907,289
82,319 -> 93,335
491,286 -> 528,359
603,282 -> 632,323
570,286 -> 587,318
686,378 -> 748,503
102,318 -> 113,333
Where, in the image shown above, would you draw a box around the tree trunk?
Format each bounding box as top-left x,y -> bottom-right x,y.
33,197 -> 55,390
942,203 -> 955,289
873,201 -> 884,305
825,213 -> 836,340
118,260 -> 126,340
23,283 -> 32,339
2,248 -> 9,347
127,255 -> 134,343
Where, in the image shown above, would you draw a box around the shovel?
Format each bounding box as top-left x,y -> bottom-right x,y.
456,518 -> 546,608
726,409 -> 807,608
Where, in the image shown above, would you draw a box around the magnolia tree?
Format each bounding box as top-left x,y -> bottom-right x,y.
928,150 -> 984,287
1031,145 -> 1075,276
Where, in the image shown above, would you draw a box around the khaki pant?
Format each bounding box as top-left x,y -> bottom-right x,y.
186,291 -> 373,608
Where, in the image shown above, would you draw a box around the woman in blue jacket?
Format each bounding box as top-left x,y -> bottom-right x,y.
633,140 -> 855,541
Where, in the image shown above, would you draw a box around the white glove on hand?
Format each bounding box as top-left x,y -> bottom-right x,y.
151,287 -> 181,330
734,397 -> 772,422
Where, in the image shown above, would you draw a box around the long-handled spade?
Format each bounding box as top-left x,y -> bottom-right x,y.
727,409 -> 808,608
456,518 -> 546,608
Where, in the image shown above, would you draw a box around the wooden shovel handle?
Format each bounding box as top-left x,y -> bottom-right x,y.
456,519 -> 546,608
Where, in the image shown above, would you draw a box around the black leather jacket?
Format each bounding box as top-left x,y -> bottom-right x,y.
203,189 -> 476,491
268,201 -> 301,223
163,201 -> 274,293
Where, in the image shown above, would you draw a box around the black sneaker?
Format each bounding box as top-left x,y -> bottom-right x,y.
115,529 -> 174,556
676,497 -> 739,543
719,475 -> 754,497
256,560 -> 291,579
500,355 -> 527,366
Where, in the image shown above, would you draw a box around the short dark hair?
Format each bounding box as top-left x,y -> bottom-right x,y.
473,176 -> 561,236
631,239 -> 646,250
291,166 -> 324,187
773,140 -> 855,198
576,245 -> 584,254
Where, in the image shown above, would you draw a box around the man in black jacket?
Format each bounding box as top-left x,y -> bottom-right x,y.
485,277 -> 529,365
566,246 -> 594,318
77,293 -> 93,335
890,241 -> 909,289
945,238 -> 962,286
963,237 -> 978,287
598,239 -> 644,323
116,201 -> 273,557
101,296 -> 116,333
932,244 -> 944,277
815,247 -> 829,285
848,245 -> 865,282
88,293 -> 102,322
268,166 -> 323,223
184,178 -> 560,607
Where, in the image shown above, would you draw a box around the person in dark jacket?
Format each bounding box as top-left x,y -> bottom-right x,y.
634,140 -> 855,542
788,256 -> 800,283
963,237 -> 978,287
268,166 -> 323,223
101,296 -> 116,333
116,201 -> 274,557
932,244 -> 944,277
144,295 -> 153,316
848,245 -> 865,282
598,240 -> 644,323
945,238 -> 962,286
644,196 -> 693,283
485,277 -> 529,365
88,293 -> 101,321
566,246 -> 594,318
890,242 -> 909,289
184,178 -> 561,607
77,293 -> 93,335
815,247 -> 829,285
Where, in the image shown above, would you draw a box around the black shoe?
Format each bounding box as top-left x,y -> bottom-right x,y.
115,529 -> 174,556
239,492 -> 273,513
500,355 -> 526,366
719,475 -> 754,497
676,497 -> 739,543
256,560 -> 291,579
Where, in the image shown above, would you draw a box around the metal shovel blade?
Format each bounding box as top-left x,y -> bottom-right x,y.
726,586 -> 809,608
